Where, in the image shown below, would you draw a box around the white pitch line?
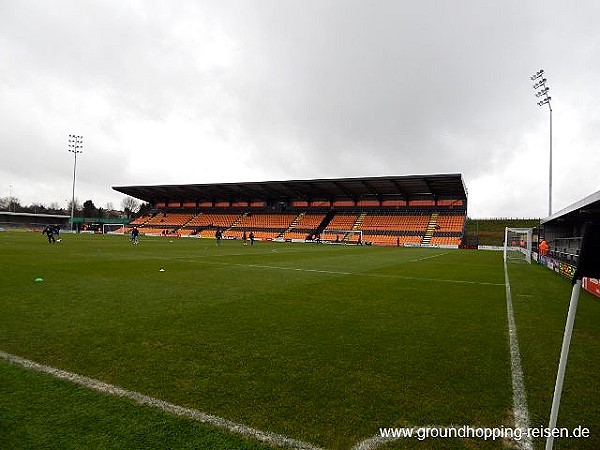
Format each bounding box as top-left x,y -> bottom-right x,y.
198,260 -> 504,287
0,350 -> 325,450
363,272 -> 504,286
503,261 -> 534,450
351,425 -> 454,450
246,263 -> 352,276
351,433 -> 395,449
409,251 -> 450,262
352,423 -> 532,449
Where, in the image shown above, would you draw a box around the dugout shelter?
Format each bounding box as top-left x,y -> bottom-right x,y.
539,189 -> 600,297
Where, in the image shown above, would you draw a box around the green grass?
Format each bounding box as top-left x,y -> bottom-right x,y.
508,262 -> 600,450
1,231 -> 598,449
0,358 -> 271,450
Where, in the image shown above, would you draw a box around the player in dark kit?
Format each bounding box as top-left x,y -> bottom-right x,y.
130,227 -> 140,244
42,225 -> 56,243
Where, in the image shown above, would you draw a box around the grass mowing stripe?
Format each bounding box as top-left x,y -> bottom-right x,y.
503,260 -> 533,450
0,350 -> 325,450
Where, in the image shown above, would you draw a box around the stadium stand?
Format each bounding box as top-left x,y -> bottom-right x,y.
282,213 -> 328,240
129,215 -> 150,226
223,212 -> 298,240
113,174 -> 468,247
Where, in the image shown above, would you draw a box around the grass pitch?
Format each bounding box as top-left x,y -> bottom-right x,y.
1,231 -> 598,449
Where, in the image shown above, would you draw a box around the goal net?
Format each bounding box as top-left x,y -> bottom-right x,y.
321,229 -> 363,244
504,227 -> 533,264
102,223 -> 126,234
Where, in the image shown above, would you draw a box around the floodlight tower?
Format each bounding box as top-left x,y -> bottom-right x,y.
68,135 -> 83,231
531,69 -> 553,216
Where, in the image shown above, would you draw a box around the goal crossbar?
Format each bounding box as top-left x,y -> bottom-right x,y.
102,223 -> 126,234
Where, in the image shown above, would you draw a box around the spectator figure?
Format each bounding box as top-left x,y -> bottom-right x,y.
42,225 -> 56,243
539,239 -> 549,257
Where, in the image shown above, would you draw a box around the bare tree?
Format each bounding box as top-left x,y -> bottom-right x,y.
67,198 -> 82,214
121,196 -> 140,218
8,196 -> 23,212
48,202 -> 65,214
4,196 -> 21,212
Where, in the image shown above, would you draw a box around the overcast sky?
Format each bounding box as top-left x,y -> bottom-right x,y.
1,0 -> 599,218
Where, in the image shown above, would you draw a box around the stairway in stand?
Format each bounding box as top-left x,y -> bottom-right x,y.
343,212 -> 366,243
278,212 -> 304,239
421,213 -> 438,245
228,212 -> 247,230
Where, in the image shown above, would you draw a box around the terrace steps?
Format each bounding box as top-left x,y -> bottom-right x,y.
421,213 -> 439,245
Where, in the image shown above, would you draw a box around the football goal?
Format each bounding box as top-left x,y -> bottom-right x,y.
321,229 -> 363,244
504,227 -> 533,264
102,223 -> 126,234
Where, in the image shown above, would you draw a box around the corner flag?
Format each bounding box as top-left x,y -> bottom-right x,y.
546,221 -> 599,450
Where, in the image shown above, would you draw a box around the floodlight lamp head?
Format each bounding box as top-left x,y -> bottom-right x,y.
535,87 -> 550,97
530,69 -> 544,81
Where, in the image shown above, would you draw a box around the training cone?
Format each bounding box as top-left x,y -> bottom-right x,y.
159,268 -> 165,272
35,277 -> 44,282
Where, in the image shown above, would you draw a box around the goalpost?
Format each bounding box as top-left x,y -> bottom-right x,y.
321,229 -> 363,244
102,223 -> 126,234
503,227 -> 533,264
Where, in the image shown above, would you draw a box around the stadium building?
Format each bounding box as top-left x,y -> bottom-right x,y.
538,188 -> 600,298
113,173 -> 468,247
0,211 -> 70,231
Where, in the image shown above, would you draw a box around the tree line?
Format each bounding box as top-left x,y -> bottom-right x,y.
0,196 -> 151,219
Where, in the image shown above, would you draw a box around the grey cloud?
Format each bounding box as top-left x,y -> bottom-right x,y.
1,0 -> 599,216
